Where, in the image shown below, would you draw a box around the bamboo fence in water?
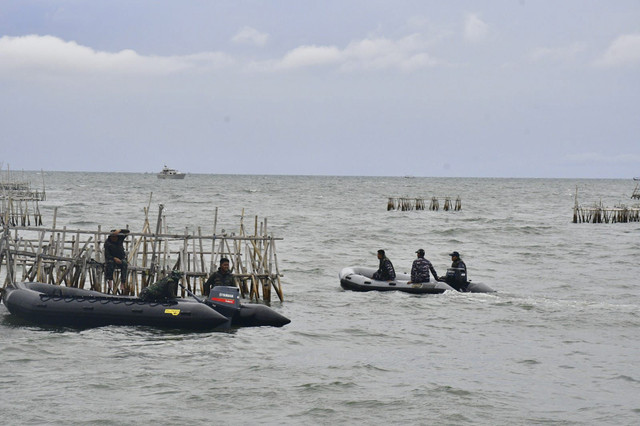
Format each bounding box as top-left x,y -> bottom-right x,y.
0,166 -> 45,226
0,203 -> 284,303
572,186 -> 640,224
387,196 -> 461,211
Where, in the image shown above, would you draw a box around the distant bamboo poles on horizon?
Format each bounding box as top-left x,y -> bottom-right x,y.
572,202 -> 640,223
0,197 -> 43,227
1,165 -> 46,227
572,186 -> 640,224
387,196 -> 462,211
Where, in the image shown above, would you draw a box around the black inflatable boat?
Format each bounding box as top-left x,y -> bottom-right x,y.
339,266 -> 495,294
2,282 -> 290,330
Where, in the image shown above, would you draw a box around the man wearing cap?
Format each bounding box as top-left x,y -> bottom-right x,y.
372,249 -> 396,281
449,251 -> 466,272
104,228 -> 130,294
409,249 -> 439,284
203,257 -> 235,297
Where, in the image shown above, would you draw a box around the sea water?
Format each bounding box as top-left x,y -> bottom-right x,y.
1,172 -> 638,425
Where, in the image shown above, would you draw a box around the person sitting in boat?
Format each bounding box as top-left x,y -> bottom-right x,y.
442,250 -> 469,290
372,249 -> 396,281
408,249 -> 439,284
104,228 -> 130,294
203,257 -> 235,296
449,251 -> 466,272
140,271 -> 181,301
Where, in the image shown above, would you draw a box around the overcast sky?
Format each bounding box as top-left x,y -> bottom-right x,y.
1,1 -> 639,178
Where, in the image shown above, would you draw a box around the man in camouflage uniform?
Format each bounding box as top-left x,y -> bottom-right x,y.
140,271 -> 181,301
372,249 -> 396,281
409,249 -> 440,284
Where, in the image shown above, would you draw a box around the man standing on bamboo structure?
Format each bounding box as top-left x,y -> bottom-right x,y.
104,229 -> 130,294
203,257 -> 235,297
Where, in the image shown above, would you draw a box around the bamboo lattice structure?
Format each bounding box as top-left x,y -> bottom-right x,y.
572,203 -> 640,223
572,187 -> 640,224
1,202 -> 284,303
0,166 -> 45,226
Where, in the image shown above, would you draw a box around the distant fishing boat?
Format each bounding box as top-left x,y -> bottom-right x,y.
157,165 -> 186,179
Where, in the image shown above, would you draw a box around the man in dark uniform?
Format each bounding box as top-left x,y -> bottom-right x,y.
449,251 -> 466,272
409,249 -> 439,284
104,229 -> 130,294
372,249 -> 396,281
445,250 -> 468,291
203,258 -> 235,296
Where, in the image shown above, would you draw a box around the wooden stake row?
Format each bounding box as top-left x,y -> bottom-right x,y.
1,165 -> 46,226
1,198 -> 44,227
387,197 -> 462,211
0,165 -> 46,201
572,203 -> 640,223
572,187 -> 640,223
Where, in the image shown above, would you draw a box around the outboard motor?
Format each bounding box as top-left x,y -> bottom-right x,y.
207,286 -> 241,321
444,268 -> 469,292
206,286 -> 291,327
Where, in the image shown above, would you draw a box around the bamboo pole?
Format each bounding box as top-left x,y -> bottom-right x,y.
271,238 -> 284,301
161,216 -> 168,275
149,203 -> 164,282
210,207 -> 219,272
197,226 -> 206,294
